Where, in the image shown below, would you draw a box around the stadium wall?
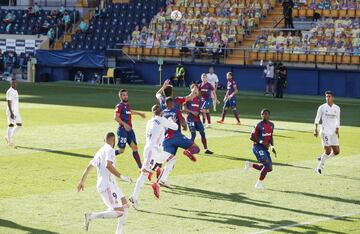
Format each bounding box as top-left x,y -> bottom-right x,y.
36,60 -> 360,98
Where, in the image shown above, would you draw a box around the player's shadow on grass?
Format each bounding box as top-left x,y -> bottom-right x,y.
208,153 -> 312,170
241,124 -> 312,134
139,208 -> 346,234
269,189 -> 360,206
172,208 -> 348,234
164,185 -> 355,220
16,146 -> 92,159
0,219 -> 59,234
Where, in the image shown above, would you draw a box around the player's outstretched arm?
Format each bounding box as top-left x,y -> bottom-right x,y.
185,87 -> 197,102
131,110 -> 146,118
106,161 -> 132,183
77,164 -> 94,192
160,116 -> 179,131
156,79 -> 171,101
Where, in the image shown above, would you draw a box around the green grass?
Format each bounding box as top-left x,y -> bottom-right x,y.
0,81 -> 359,234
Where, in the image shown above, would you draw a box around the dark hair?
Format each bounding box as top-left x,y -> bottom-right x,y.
105,132 -> 115,140
227,72 -> 233,77
165,97 -> 174,105
325,90 -> 334,97
119,89 -> 128,94
164,85 -> 173,97
261,108 -> 270,115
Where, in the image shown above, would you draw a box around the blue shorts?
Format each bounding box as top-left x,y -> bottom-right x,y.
201,99 -> 212,110
252,144 -> 272,169
266,77 -> 276,85
224,97 -> 237,108
163,134 -> 194,155
187,119 -> 204,133
117,127 -> 137,149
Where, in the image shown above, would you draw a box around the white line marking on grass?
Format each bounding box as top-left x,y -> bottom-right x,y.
252,212 -> 360,234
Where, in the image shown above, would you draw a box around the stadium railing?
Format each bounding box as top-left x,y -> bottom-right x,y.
113,43 -> 360,69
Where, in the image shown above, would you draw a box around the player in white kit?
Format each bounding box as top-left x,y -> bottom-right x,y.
206,67 -> 219,111
77,132 -> 132,234
5,78 -> 22,147
129,104 -> 178,209
314,91 -> 341,174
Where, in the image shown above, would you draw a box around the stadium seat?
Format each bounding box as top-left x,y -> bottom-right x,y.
298,54 -> 307,62
102,68 -> 115,85
324,55 -> 333,64
342,56 -> 351,64
258,52 -> 266,61
352,56 -> 360,65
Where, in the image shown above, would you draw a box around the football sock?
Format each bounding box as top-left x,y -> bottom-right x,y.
232,109 -> 240,122
221,110 -> 227,121
116,208 -> 128,234
159,157 -> 176,182
132,151 -> 142,169
259,167 -> 269,181
200,131 -> 207,149
115,150 -> 120,155
206,113 -> 211,124
188,145 -> 200,154
202,113 -> 206,123
133,172 -> 148,200
252,164 -> 263,171
328,152 -> 335,158
89,210 -> 122,220
319,153 -> 330,168
7,126 -> 13,143
191,131 -> 196,141
12,125 -> 21,138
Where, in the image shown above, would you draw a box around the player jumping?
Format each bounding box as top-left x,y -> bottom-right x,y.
77,132 -> 132,234
217,72 -> 241,125
245,109 -> 277,189
154,97 -> 200,194
114,89 -> 146,169
199,73 -> 218,128
184,84 -> 213,154
314,91 -> 341,175
4,78 -> 22,148
130,104 -> 178,209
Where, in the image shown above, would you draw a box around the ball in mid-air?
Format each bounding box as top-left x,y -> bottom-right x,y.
171,10 -> 182,21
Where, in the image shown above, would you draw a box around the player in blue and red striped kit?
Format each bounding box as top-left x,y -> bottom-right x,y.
198,73 -> 218,128
245,109 -> 277,189
153,97 -> 200,192
184,84 -> 213,154
217,72 -> 241,125
114,89 -> 146,169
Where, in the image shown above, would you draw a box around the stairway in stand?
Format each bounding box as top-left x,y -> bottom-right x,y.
226,3 -> 283,65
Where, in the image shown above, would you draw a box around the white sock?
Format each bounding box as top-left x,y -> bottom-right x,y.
116,208 -> 128,234
7,126 -> 14,143
159,157 -> 177,182
11,125 -> 22,139
132,172 -> 148,200
318,153 -> 330,169
89,210 -> 122,221
213,100 -> 216,110
328,152 -> 335,158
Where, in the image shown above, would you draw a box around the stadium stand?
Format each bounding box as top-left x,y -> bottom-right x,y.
63,0 -> 166,50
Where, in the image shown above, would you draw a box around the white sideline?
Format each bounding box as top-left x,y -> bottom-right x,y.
252,211 -> 360,234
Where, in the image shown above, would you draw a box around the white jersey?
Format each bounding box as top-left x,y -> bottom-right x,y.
90,144 -> 117,193
6,87 -> 19,113
145,116 -> 178,148
206,73 -> 219,89
314,103 -> 340,135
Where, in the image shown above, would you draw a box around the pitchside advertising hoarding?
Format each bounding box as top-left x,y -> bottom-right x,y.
0,38 -> 42,54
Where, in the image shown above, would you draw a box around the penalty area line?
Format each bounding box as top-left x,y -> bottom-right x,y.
252,211 -> 360,234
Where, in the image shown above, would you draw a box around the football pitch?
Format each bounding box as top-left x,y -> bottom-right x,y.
0,81 -> 359,234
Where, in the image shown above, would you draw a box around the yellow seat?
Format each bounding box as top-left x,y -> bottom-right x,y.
343,55 -> 351,64
165,48 -> 173,57
306,9 -> 314,17
352,56 -> 360,65
330,10 -> 338,18
258,52 -> 266,61
307,54 -> 315,63
173,49 -> 180,57
298,54 -> 307,62
325,55 -> 333,64
102,68 -> 115,85
143,48 -> 152,56
348,9 -> 355,17
317,55 -> 325,63
339,9 -> 347,18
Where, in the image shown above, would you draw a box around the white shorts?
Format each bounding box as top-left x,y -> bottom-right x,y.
142,145 -> 171,171
321,132 -> 339,147
7,110 -> 22,125
100,183 -> 125,209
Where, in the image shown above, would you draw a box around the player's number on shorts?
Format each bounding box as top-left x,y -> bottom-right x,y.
324,136 -> 328,143
259,150 -> 265,156
112,192 -> 117,199
188,122 -> 195,127
120,137 -> 127,144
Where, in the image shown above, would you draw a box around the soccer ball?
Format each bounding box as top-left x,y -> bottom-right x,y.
171,10 -> 182,21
